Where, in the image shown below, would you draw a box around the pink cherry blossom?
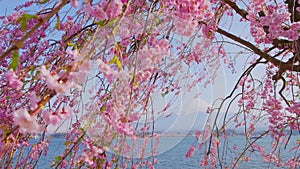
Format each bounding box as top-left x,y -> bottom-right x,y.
42,106 -> 73,126
185,145 -> 196,158
60,106 -> 73,120
5,70 -> 23,90
39,65 -> 69,93
13,108 -> 41,133
39,66 -> 59,88
105,0 -> 123,19
286,102 -> 300,115
78,60 -> 93,73
27,92 -> 40,111
70,0 -> 79,8
96,59 -> 117,83
85,4 -> 108,20
42,110 -> 62,126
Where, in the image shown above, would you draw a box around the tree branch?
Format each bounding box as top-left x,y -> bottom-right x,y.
222,0 -> 295,52
223,0 -> 248,20
0,0 -> 68,61
217,27 -> 300,72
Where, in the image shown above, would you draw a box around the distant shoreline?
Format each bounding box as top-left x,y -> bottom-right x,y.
44,129 -> 299,139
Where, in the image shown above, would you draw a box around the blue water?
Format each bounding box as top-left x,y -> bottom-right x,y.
14,135 -> 299,168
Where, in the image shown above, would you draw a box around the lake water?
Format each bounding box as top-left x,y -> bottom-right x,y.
16,135 -> 299,168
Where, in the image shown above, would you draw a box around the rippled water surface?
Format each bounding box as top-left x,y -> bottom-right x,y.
16,135 -> 298,168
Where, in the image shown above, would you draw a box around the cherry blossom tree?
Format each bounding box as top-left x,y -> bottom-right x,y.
0,0 -> 299,168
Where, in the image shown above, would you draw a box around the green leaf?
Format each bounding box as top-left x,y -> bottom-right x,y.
64,141 -> 71,146
56,16 -> 61,30
100,106 -> 106,112
3,129 -> 9,138
40,104 -> 45,110
18,13 -> 37,31
96,18 -> 117,27
106,18 -> 117,27
9,51 -> 19,71
67,41 -> 78,50
50,156 -> 62,167
115,58 -> 122,69
112,25 -> 120,36
153,14 -> 161,25
161,87 -> 169,97
55,156 -> 62,161
109,55 -> 122,69
133,80 -> 139,87
95,20 -> 106,26
38,0 -> 49,4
